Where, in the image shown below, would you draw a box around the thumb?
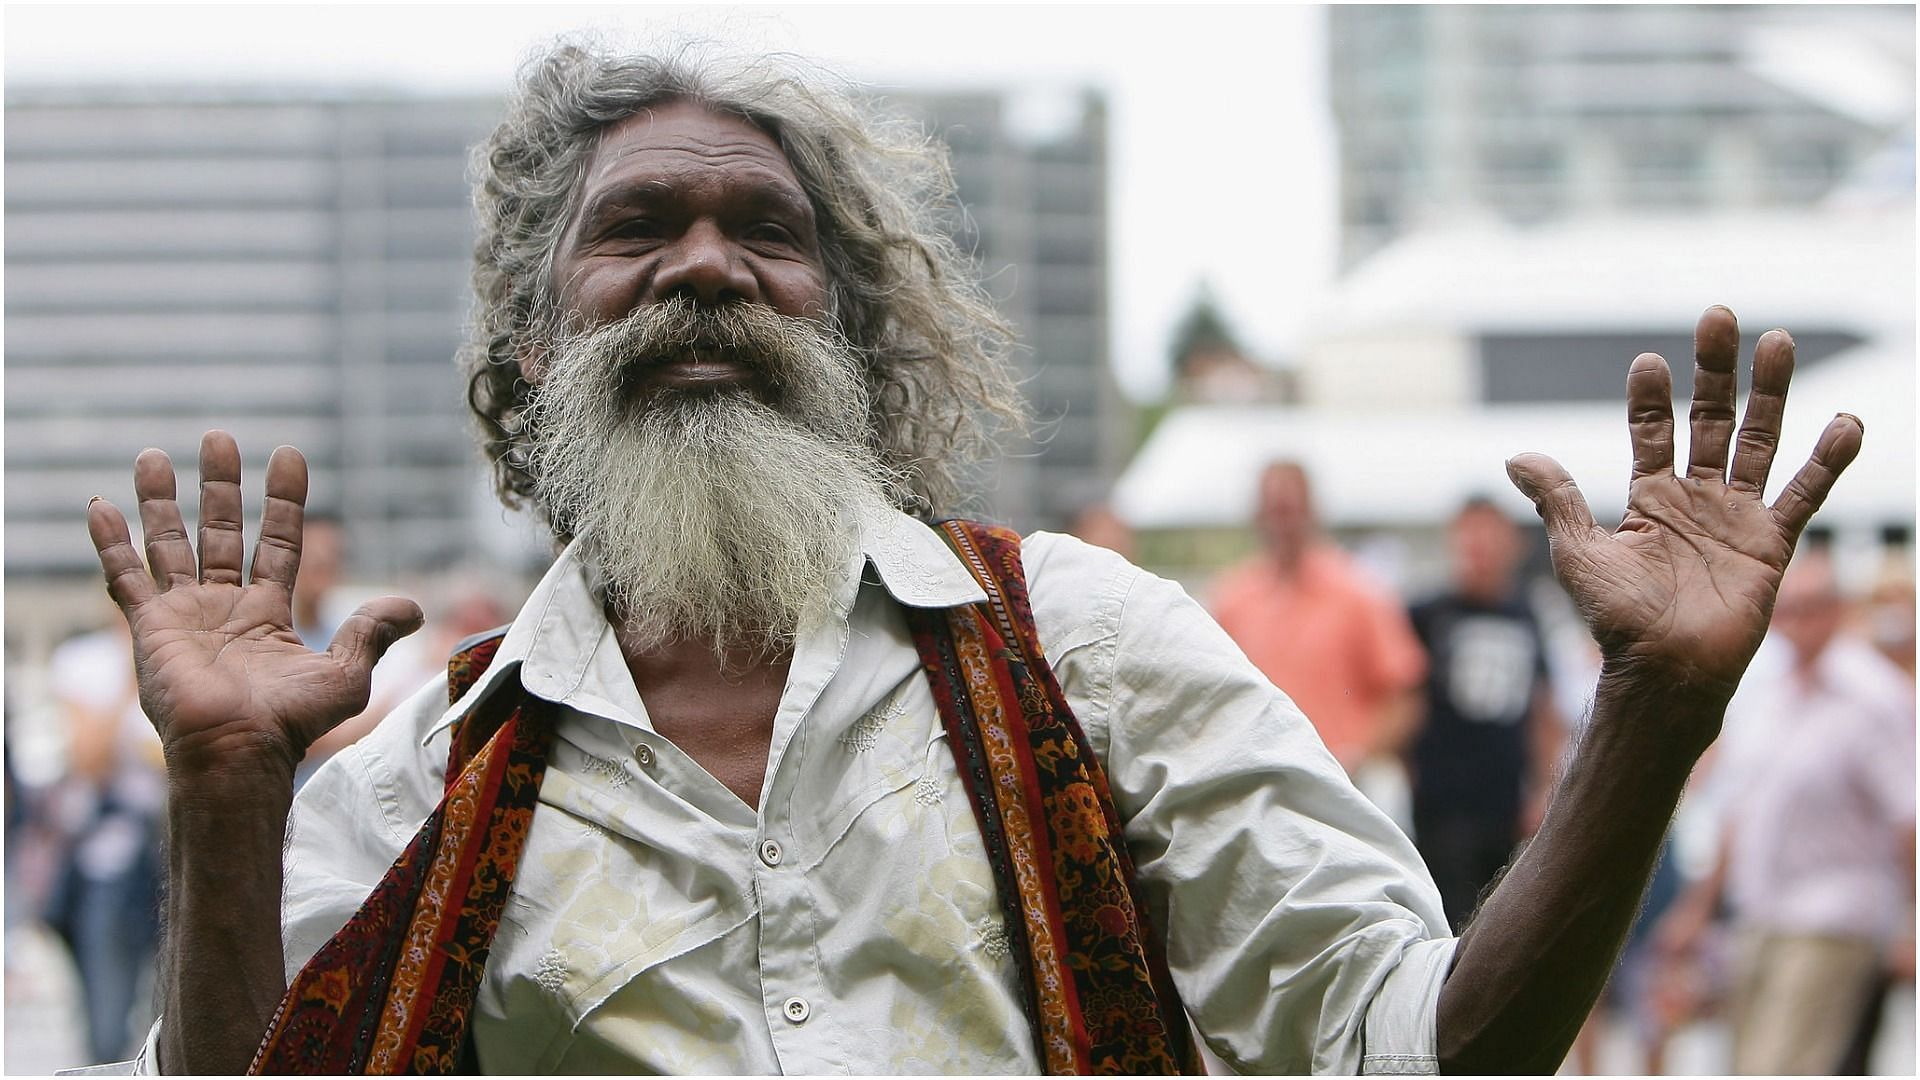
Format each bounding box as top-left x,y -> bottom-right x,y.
1506,452 -> 1599,542
326,595 -> 426,675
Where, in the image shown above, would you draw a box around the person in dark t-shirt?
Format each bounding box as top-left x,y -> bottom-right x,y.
1408,497 -> 1566,931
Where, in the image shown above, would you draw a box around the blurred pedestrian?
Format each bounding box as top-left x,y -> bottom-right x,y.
290,516 -> 403,788
1066,501 -> 1136,561
1656,550 -> 1916,1074
43,616 -> 164,1064
1212,461 -> 1427,814
1404,496 -> 1564,930
291,514 -> 348,652
361,575 -> 519,707
1836,568 -> 1917,1074
1863,571 -> 1915,679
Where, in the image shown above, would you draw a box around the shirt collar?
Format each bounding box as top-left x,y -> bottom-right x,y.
422,504 -> 986,744
857,506 -> 990,610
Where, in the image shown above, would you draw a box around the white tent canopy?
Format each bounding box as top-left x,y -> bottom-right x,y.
1114,336 -> 1914,533
1305,207 -> 1914,344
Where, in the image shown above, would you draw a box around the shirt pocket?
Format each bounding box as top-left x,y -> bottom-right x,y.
478,782 -> 759,1071
795,670 -> 947,868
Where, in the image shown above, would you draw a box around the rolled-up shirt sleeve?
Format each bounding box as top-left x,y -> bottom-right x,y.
1025,533 -> 1456,1074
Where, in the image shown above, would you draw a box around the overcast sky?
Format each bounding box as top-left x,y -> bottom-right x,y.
5,3 -> 1339,402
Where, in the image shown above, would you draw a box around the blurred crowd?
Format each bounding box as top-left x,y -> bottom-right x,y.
3,530 -> 528,1069
1077,458 -> 1915,1076
6,466 -> 1913,1074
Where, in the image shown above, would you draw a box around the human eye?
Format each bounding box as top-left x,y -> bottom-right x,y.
606,216 -> 664,241
744,221 -> 798,246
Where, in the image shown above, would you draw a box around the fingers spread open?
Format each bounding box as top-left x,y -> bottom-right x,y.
88,498 -> 156,610
197,431 -> 246,586
1773,414 -> 1865,542
1729,330 -> 1794,494
134,448 -> 196,590
1626,352 -> 1675,483
249,446 -> 310,591
327,596 -> 426,678
1686,306 -> 1741,480
1507,452 -> 1599,548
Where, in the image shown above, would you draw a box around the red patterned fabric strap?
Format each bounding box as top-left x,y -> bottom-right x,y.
251,631 -> 553,1074
908,520 -> 1201,1075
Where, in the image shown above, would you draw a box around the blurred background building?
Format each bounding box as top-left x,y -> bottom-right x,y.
888,88 -> 1124,531
5,91 -> 501,585
1121,2 -> 1915,596
3,84 -> 1117,658
1329,3 -> 1915,267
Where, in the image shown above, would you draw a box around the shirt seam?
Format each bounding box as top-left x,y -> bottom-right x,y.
1088,563 -> 1146,765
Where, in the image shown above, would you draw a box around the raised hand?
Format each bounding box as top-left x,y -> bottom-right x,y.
1438,306 -> 1864,1073
1506,305 -> 1863,720
86,430 -> 423,779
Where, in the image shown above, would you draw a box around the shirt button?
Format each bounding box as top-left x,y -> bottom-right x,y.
634,744 -> 655,767
758,839 -> 783,867
782,996 -> 810,1024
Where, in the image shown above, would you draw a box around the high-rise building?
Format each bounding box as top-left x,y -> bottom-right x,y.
887,88 -> 1120,530
5,90 -> 502,587
4,83 -> 1114,599
1329,4 -> 1915,267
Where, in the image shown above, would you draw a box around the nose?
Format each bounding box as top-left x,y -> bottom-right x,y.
649,220 -> 758,307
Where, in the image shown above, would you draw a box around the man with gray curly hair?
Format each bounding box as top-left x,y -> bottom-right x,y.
90,41 -> 1863,1076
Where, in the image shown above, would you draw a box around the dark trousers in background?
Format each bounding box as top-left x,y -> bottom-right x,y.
1412,809 -> 1516,933
69,865 -> 160,1063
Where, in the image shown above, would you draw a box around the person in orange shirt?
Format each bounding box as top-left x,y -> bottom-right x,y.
1212,461 -> 1428,783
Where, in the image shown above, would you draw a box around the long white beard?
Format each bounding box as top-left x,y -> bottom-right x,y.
524,299 -> 898,658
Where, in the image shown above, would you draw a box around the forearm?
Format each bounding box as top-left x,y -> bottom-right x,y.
1435,663 -> 1717,1073
1528,686 -> 1568,793
158,762 -> 295,1075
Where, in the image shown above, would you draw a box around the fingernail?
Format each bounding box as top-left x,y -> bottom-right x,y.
1839,412 -> 1864,433
87,495 -> 102,506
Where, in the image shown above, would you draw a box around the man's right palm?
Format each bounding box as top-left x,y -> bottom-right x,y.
87,430 -> 423,775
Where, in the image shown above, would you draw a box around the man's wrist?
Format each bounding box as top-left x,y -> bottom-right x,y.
1589,654 -> 1733,762
162,726 -> 302,791
1530,657 -> 1726,852
164,749 -> 298,818
1596,648 -> 1741,709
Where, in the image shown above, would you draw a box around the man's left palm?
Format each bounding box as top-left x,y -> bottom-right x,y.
1508,306 -> 1863,700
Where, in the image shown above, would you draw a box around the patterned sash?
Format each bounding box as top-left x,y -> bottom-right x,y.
904,520 -> 1199,1075
250,636 -> 557,1074
250,521 -> 1198,1074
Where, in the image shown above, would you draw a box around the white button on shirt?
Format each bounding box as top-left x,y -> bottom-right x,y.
139,507 -> 1455,1074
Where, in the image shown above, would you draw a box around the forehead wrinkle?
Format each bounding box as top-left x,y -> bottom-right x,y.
591,104 -> 791,169
586,150 -> 804,203
577,154 -> 815,232
577,102 -> 809,212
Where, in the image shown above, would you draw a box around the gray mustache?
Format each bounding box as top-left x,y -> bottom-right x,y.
588,299 -> 816,371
